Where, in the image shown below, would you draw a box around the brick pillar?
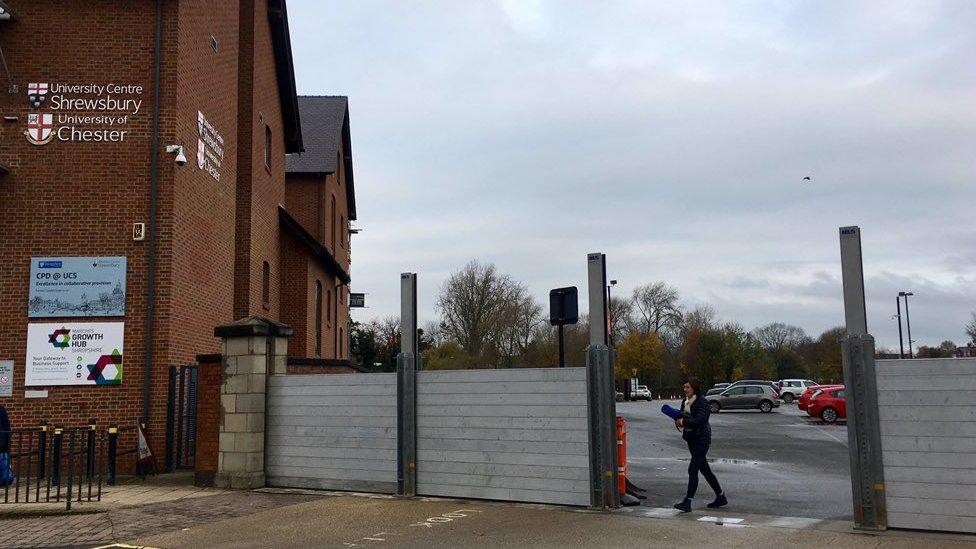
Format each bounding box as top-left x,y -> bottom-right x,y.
193,353 -> 223,487
213,316 -> 293,490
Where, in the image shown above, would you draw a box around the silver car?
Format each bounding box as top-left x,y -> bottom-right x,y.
707,384 -> 781,413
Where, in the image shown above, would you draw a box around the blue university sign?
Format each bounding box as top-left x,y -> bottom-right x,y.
28,257 -> 127,317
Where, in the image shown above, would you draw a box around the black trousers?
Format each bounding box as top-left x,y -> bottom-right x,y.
686,440 -> 722,500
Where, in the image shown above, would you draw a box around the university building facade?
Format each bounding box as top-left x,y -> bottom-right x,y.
0,1 -> 359,448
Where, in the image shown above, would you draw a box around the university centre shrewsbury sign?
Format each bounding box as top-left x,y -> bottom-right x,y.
24,82 -> 144,145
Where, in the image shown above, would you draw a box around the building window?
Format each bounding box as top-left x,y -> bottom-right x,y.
339,327 -> 344,358
327,289 -> 332,323
264,124 -> 272,170
339,215 -> 345,248
262,261 -> 270,305
315,281 -> 323,356
330,195 -> 336,250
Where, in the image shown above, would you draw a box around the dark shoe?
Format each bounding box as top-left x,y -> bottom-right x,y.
707,494 -> 728,508
673,499 -> 692,513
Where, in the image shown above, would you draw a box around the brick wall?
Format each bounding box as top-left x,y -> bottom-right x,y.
0,1 -> 161,432
0,1 -> 297,448
192,354 -> 222,487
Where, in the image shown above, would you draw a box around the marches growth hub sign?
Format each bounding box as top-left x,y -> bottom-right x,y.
24,82 -> 144,145
28,257 -> 126,317
26,322 -> 124,386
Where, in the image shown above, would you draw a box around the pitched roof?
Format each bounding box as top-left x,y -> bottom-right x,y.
286,96 -> 357,220
268,0 -> 303,153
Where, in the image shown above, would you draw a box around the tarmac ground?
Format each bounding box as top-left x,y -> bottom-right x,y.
619,399 -> 853,520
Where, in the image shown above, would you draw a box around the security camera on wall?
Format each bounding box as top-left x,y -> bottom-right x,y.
166,144 -> 188,166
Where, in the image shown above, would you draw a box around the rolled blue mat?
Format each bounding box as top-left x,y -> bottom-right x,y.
661,404 -> 682,420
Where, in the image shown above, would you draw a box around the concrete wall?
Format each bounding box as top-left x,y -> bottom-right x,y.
416,368 -> 590,506
265,373 -> 397,493
876,358 -> 976,533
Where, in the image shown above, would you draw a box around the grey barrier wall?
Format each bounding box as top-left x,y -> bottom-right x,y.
415,367 -> 591,506
265,373 -> 398,493
876,358 -> 976,534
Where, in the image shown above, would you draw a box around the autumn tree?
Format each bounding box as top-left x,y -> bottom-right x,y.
615,331 -> 665,390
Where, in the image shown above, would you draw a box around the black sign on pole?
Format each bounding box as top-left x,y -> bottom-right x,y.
549,287 -> 579,368
349,293 -> 366,308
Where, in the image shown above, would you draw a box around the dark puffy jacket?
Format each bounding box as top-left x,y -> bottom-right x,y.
680,396 -> 712,445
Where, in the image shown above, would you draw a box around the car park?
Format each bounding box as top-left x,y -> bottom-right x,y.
707,384 -> 781,413
777,379 -> 820,403
807,386 -> 847,423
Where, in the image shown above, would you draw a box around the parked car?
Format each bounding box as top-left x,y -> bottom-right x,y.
633,385 -> 652,401
798,384 -> 842,411
807,386 -> 847,423
726,379 -> 782,392
615,391 -> 623,402
707,384 -> 781,413
777,379 -> 820,403
711,382 -> 730,391
705,387 -> 725,396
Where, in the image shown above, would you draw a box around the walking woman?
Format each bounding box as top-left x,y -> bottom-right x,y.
673,377 -> 727,512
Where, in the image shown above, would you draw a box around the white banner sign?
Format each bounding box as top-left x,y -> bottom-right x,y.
25,322 -> 124,386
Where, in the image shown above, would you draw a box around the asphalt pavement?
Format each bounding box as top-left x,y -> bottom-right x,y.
619,399 -> 853,520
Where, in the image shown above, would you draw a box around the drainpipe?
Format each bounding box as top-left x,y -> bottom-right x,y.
143,0 -> 163,425
334,280 -> 348,359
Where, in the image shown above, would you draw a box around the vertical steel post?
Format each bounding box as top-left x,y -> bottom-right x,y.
107,426 -> 118,486
397,273 -> 418,497
896,297 -> 904,359
839,226 -> 887,530
585,253 -> 618,509
36,422 -> 47,480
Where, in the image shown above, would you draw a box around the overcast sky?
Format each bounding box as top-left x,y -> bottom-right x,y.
289,1 -> 975,351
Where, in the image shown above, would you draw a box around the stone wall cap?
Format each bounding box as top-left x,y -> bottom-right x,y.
214,316 -> 294,338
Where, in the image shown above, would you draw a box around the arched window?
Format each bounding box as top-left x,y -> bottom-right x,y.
340,215 -> 345,248
261,261 -> 270,305
339,327 -> 344,358
327,289 -> 332,323
314,281 -> 322,356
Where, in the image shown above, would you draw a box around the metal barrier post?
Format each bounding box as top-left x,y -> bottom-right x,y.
65,429 -> 76,511
107,425 -> 118,486
36,422 -> 47,479
51,427 -> 63,487
86,419 -> 97,480
586,252 -> 619,510
839,226 -> 887,530
396,272 -> 418,497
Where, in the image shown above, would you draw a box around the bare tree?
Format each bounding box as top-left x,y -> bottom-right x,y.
608,296 -> 633,345
967,312 -> 976,345
631,282 -> 682,335
436,261 -> 524,358
751,322 -> 810,352
496,288 -> 544,366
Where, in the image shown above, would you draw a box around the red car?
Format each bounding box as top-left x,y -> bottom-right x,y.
798,383 -> 840,411
807,385 -> 847,423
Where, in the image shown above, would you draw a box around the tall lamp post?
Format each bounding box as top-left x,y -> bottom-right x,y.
899,291 -> 914,358
608,279 -> 620,398
895,296 -> 905,359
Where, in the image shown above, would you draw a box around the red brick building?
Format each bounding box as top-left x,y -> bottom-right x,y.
0,1 -> 359,445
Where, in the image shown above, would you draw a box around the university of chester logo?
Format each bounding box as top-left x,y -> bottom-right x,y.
27,82 -> 48,108
48,328 -> 71,349
25,113 -> 54,145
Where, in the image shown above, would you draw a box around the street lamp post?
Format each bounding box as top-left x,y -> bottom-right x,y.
899,291 -> 914,359
896,296 -> 904,359
608,279 -> 621,398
